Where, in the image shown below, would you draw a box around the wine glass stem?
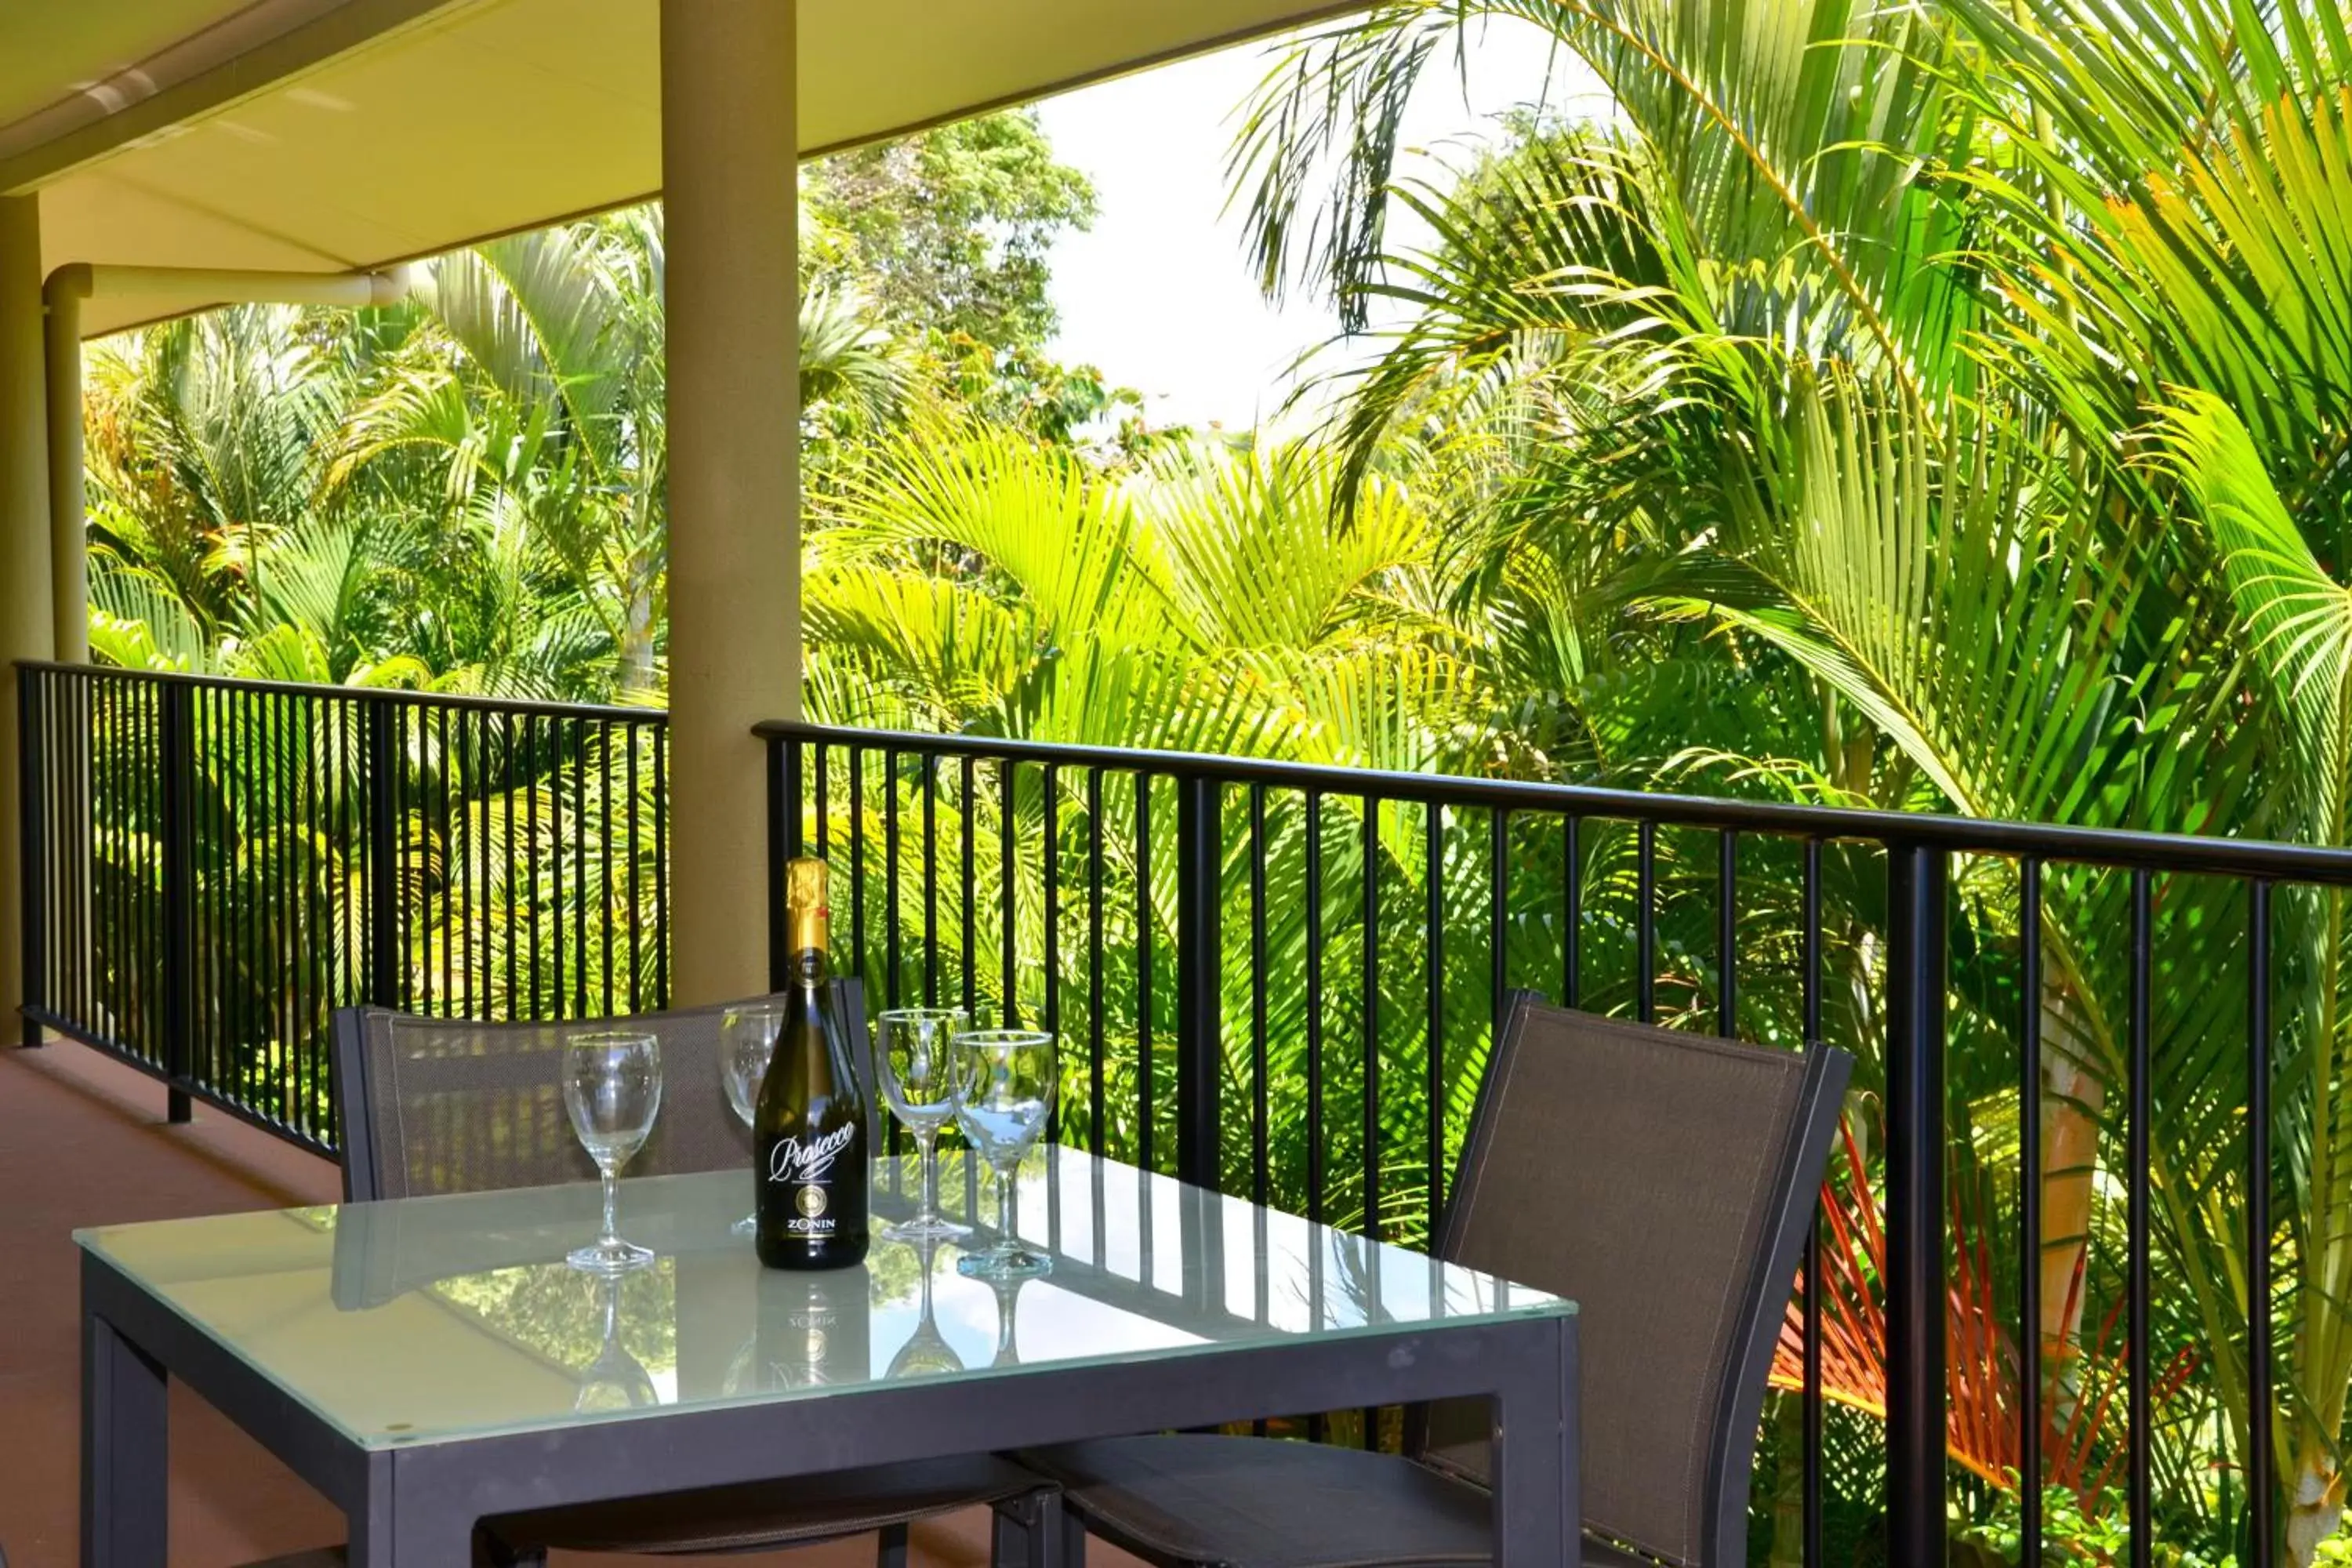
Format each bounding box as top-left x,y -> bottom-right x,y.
918,1128 -> 942,1222
600,1167 -> 621,1247
994,1160 -> 1016,1249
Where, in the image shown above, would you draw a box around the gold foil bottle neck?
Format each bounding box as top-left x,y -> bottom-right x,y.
785,857 -> 829,955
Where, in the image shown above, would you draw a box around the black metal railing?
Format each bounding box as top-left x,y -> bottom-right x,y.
17,662 -> 669,1152
757,716 -> 2349,1568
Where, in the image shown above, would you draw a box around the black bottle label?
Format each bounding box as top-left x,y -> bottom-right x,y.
767,1123 -> 858,1237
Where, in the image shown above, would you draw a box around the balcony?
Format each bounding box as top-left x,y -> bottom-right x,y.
13,660 -> 2328,1566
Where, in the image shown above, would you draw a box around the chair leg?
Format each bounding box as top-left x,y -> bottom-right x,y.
876,1522 -> 911,1568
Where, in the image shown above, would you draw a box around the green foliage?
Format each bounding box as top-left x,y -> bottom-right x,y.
802,109 -> 1097,356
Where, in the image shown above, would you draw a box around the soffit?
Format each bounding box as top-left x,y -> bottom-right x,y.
4,0 -> 1362,338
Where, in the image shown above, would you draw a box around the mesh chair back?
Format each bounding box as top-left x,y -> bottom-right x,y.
332,982 -> 876,1202
1418,998 -> 1849,1568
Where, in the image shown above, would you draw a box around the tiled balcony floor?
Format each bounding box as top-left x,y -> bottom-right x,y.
0,1043 -> 1140,1568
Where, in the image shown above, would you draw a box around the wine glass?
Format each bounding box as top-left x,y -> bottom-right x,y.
949,1029 -> 1056,1280
876,1007 -> 971,1240
885,1235 -> 965,1380
564,1030 -> 662,1273
720,1004 -> 787,1235
574,1272 -> 659,1413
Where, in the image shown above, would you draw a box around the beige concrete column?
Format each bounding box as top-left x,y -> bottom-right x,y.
660,0 -> 800,1006
43,269 -> 85,663
0,194 -> 57,1043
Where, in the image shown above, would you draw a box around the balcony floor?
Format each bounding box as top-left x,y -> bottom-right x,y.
0,1043 -> 1141,1568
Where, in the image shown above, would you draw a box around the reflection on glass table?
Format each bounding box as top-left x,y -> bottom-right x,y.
77,1147 -> 1566,1450
574,1271 -> 659,1414
886,1234 -> 965,1380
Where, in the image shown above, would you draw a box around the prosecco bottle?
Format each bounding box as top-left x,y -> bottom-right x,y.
753,857 -> 870,1270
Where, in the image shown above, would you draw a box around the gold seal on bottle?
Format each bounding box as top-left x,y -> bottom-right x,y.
784,857 -> 830,956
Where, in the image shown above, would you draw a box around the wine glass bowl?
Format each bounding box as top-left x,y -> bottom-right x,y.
564,1030 -> 662,1273
720,1004 -> 787,1236
876,1007 -> 971,1241
949,1029 -> 1056,1280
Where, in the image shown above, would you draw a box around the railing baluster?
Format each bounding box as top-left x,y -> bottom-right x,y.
366,696 -> 398,1010
1175,772 -> 1221,1189
886,747 -> 902,1009
1886,841 -> 1947,1568
2249,878 -> 2274,1568
1425,798 -> 1444,1236
1716,830 -> 1736,1036
652,720 -> 668,1007
439,703 -> 455,1017
1802,836 -> 1824,1568
1563,815 -> 1580,1009
1488,809 -> 1507,1045
814,740 -> 829,860
850,746 -> 866,989
2128,868 -> 2152,1568
1250,784 -> 1269,1208
1044,761 -> 1060,1044
572,711 -> 589,1017
160,682 -> 192,1123
2020,858 -> 2043,1566
1361,792 -> 1380,1242
1636,818 -> 1657,1023
767,736 -> 793,992
1087,766 -> 1105,1156
961,753 -> 977,1022
1136,771 -> 1154,1173
1000,757 -> 1018,1025
19,667 -> 45,1047
923,753 -> 938,1010
1306,789 -> 1324,1225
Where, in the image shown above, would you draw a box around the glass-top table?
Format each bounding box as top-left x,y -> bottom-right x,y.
78,1149 -> 1579,1566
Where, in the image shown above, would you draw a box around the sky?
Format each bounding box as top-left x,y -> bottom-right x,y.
1034,16 -> 1605,434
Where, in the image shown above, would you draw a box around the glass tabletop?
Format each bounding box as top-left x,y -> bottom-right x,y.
75,1148 -> 1570,1450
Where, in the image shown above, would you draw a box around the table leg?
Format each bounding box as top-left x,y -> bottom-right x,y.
345,1453 -> 483,1568
82,1308 -> 167,1568
1489,1319 -> 1578,1568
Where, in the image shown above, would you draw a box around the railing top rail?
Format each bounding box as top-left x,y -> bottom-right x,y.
758,717 -> 2352,884
16,659 -> 668,726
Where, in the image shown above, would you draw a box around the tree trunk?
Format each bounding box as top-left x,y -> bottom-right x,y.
2037,977 -> 2105,1425
2286,1441 -> 2344,1568
617,577 -> 656,699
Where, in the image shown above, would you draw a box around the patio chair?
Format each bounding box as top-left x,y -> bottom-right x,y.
1020,996 -> 1853,1568
253,983 -> 1053,1568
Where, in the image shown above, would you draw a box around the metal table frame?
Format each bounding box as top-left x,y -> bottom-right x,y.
82,1215 -> 1578,1566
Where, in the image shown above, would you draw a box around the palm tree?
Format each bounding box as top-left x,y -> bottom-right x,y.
1223,0 -> 2352,1557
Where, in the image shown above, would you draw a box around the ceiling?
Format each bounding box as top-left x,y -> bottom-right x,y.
0,0 -> 1366,337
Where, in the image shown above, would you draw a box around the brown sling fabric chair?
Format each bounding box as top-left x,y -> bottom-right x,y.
1022,997 -> 1853,1568
253,984 -> 1051,1568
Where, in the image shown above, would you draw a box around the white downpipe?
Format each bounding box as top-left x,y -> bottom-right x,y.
42,262 -> 410,664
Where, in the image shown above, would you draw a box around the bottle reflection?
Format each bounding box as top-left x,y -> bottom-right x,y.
885,1235 -> 964,1380
725,1262 -> 874,1394
574,1272 -> 659,1414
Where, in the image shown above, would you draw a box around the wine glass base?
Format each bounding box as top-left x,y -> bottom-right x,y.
731,1213 -> 757,1236
884,1214 -> 973,1242
958,1246 -> 1052,1281
568,1238 -> 656,1274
